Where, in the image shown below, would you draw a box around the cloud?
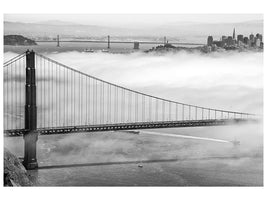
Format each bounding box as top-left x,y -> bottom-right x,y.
40,50 -> 263,113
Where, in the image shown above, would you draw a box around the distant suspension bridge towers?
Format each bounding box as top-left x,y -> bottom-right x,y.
35,35 -> 205,49
57,35 -> 60,47
3,50 -> 257,169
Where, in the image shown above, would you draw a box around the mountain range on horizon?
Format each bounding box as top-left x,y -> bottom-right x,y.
4,20 -> 263,42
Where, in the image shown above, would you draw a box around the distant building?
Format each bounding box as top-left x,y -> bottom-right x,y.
256,38 -> 261,47
237,34 -> 244,43
249,34 -> 255,42
249,34 -> 255,47
227,36 -> 234,46
203,45 -> 212,53
259,35 -> 263,42
221,36 -> 227,47
260,42 -> 264,49
233,28 -> 236,40
207,46 -> 212,52
243,37 -> 249,44
256,33 -> 263,42
213,41 -> 223,47
211,44 -> 218,51
207,36 -> 213,46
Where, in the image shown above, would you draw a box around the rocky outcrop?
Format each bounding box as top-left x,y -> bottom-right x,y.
4,148 -> 33,186
4,35 -> 37,46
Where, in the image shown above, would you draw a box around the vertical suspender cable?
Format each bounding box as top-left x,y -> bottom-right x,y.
155,99 -> 158,122
169,101 -> 171,121
175,103 -> 178,121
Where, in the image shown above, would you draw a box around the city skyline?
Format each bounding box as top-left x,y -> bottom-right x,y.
206,28 -> 263,52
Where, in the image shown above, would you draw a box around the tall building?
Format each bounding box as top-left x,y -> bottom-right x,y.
233,28 -> 236,40
207,36 -> 213,46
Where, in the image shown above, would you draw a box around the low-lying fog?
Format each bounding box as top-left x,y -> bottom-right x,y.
4,50 -> 263,113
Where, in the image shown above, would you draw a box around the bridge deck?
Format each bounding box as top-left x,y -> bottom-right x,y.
35,40 -> 204,45
4,118 -> 256,137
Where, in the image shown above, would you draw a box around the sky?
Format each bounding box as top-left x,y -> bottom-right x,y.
4,14 -> 263,27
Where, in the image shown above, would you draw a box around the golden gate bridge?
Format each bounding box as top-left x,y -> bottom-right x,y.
3,50 -> 258,169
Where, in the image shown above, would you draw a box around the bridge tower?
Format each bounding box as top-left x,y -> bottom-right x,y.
57,35 -> 60,47
23,50 -> 38,170
134,42 -> 139,49
107,35 -> 110,49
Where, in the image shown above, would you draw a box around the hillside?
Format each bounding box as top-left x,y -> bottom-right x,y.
4,35 -> 37,46
4,148 -> 33,186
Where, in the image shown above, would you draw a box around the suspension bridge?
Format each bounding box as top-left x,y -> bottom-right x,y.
3,50 -> 257,169
35,35 -> 205,49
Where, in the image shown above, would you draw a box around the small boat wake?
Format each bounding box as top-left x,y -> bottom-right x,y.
138,130 -> 239,145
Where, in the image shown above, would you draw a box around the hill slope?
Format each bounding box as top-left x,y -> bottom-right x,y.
4,35 -> 37,46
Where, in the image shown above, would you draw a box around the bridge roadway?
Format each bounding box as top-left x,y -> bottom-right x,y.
4,118 -> 255,137
35,40 -> 204,46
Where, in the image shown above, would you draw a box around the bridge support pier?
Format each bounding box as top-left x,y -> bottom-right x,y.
107,35 -> 110,49
57,35 -> 60,47
23,50 -> 38,170
23,131 -> 38,169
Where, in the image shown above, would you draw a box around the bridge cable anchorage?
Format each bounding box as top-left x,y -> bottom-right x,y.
3,50 -> 258,137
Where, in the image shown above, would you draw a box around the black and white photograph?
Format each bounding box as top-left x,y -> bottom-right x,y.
1,0 -> 266,197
